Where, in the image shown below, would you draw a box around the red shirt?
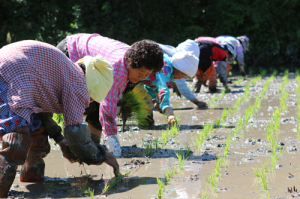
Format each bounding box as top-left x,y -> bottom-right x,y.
196,37 -> 227,72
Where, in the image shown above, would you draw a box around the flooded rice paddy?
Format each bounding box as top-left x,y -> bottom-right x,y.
7,72 -> 300,199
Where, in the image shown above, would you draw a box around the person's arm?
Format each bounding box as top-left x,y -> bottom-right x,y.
37,112 -> 78,163
175,78 -> 196,101
175,78 -> 207,107
236,52 -> 245,67
61,84 -> 119,175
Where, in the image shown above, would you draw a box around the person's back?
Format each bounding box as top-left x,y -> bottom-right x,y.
0,40 -> 89,126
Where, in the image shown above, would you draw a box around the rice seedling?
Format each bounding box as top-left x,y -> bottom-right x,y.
164,167 -> 174,185
118,91 -> 150,131
244,106 -> 254,124
254,95 -> 262,112
170,123 -> 180,137
185,144 -> 191,156
84,188 -> 94,199
172,167 -> 178,175
252,165 -> 268,190
260,169 -> 268,190
210,97 -> 216,107
220,89 -> 226,99
125,169 -> 130,177
224,135 -> 231,157
101,182 -> 110,195
271,69 -> 278,77
235,118 -> 244,134
156,177 -> 165,199
280,91 -> 289,111
194,123 -> 214,149
161,131 -> 169,145
176,149 -> 187,171
144,141 -> 153,156
214,156 -> 224,178
234,77 -> 245,86
244,84 -> 250,98
220,109 -> 228,123
296,75 -> 300,84
206,173 -> 217,191
253,164 -> 260,177
259,68 -> 267,76
154,138 -> 159,152
250,75 -> 262,85
200,190 -> 211,199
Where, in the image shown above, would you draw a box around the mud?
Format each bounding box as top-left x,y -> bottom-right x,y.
6,72 -> 300,198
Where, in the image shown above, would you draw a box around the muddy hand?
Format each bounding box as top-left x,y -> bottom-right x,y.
192,99 -> 208,108
58,139 -> 78,163
104,151 -> 120,177
167,115 -> 176,126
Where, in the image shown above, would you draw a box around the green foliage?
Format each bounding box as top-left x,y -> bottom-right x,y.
154,138 -> 159,152
53,113 -> 63,129
200,190 -> 210,199
119,91 -> 149,126
250,75 -> 262,85
233,77 -> 244,86
2,1 -> 300,71
156,177 -> 165,199
176,149 -> 187,171
194,123 -> 213,149
185,144 -> 191,156
164,167 -> 174,185
84,188 -> 94,199
144,141 -> 152,157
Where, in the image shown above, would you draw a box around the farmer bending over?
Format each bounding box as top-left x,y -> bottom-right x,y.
157,39 -> 207,108
144,51 -> 199,125
0,40 -> 119,197
193,37 -> 235,93
57,34 -> 164,156
216,35 -> 249,77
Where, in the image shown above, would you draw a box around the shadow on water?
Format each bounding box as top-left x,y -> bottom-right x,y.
9,176 -> 106,198
9,153 -> 216,198
137,124 -> 235,131
10,175 -> 159,198
121,144 -> 218,161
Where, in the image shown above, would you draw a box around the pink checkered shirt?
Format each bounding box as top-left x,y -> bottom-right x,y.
66,34 -> 129,137
0,40 -> 90,126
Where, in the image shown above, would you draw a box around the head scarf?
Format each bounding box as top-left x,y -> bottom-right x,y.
171,51 -> 199,77
76,55 -> 114,103
237,35 -> 250,51
176,39 -> 200,58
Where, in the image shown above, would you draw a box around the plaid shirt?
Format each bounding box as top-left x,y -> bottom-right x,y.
66,34 -> 129,137
0,40 -> 90,126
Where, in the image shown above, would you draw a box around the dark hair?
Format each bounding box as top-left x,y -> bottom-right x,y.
125,40 -> 164,73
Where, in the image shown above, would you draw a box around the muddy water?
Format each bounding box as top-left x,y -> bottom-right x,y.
8,73 -> 300,198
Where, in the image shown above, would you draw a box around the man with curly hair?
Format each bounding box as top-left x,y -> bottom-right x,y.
57,34 -> 164,156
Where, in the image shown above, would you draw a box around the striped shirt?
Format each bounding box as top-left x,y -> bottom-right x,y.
0,40 -> 90,126
66,33 -> 130,137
